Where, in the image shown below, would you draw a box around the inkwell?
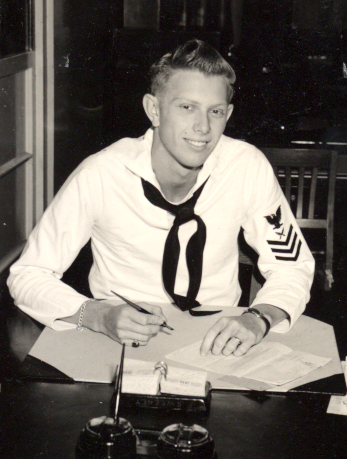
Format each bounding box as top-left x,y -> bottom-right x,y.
157,423 -> 217,459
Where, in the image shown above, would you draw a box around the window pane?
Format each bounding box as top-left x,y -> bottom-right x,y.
0,165 -> 26,260
0,0 -> 29,58
0,72 -> 26,165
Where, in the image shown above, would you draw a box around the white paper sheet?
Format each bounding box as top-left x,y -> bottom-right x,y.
327,358 -> 347,415
166,340 -> 331,386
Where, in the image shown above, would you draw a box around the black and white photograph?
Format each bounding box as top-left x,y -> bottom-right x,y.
1,1 -> 347,458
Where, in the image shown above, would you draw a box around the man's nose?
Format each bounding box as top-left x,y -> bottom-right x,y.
193,111 -> 211,134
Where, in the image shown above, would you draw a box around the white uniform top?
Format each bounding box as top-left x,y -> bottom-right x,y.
8,128 -> 314,332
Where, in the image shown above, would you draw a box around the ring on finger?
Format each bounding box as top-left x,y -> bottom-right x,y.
233,337 -> 242,347
132,340 -> 140,348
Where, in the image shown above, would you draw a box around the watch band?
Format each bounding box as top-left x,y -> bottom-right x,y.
242,307 -> 271,337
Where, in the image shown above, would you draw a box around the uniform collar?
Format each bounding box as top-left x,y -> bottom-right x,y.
115,127 -> 222,203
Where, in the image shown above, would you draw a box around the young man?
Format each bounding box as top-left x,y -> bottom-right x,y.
8,40 -> 314,357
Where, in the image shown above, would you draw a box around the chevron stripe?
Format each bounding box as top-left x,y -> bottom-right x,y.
267,223 -> 302,261
274,240 -> 302,261
267,225 -> 293,246
271,232 -> 297,254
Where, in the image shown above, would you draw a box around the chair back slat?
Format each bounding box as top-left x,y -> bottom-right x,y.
308,168 -> 318,219
296,166 -> 305,219
285,167 -> 291,203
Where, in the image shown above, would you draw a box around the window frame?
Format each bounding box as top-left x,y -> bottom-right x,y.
0,0 -> 54,273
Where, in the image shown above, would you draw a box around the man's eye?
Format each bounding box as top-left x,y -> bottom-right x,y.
181,105 -> 193,110
212,109 -> 224,116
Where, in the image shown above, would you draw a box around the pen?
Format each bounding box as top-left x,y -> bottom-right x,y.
114,343 -> 125,425
111,290 -> 174,331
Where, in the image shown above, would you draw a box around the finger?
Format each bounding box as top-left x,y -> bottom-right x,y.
200,318 -> 234,356
122,306 -> 161,328
222,337 -> 243,356
232,337 -> 255,356
202,317 -> 244,356
117,330 -> 152,345
120,317 -> 162,337
210,320 -> 246,355
138,303 -> 168,325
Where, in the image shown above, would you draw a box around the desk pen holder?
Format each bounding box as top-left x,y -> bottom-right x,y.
76,416 -> 137,459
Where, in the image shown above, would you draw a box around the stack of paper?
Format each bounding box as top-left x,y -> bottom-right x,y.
121,358 -> 208,397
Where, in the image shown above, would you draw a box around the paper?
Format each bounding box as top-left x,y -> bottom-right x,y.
327,357 -> 347,415
327,395 -> 347,415
121,358 -> 207,396
166,340 -> 331,386
28,305 -> 343,393
160,366 -> 207,396
122,359 -> 161,395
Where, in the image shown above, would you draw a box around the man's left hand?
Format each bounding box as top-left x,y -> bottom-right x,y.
200,313 -> 267,357
200,304 -> 289,357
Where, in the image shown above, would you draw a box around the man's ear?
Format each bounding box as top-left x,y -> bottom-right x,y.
143,94 -> 160,127
226,104 -> 234,122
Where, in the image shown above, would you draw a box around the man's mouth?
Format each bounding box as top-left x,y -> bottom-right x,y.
186,140 -> 208,147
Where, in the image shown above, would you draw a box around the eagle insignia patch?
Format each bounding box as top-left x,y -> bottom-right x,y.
265,206 -> 283,229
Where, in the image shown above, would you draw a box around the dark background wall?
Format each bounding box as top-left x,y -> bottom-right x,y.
52,1 -> 347,262
53,0 -> 347,190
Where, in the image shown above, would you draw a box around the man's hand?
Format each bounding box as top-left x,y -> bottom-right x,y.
200,313 -> 267,357
200,304 -> 288,357
95,302 -> 167,346
63,300 -> 167,346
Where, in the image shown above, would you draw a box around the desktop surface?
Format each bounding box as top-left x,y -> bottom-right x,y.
1,308 -> 347,458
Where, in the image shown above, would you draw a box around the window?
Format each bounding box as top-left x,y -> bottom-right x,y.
0,0 -> 54,273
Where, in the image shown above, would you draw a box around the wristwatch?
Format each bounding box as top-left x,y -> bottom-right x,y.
242,307 -> 271,337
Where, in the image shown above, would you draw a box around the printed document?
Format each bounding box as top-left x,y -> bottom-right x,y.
166,340 -> 331,386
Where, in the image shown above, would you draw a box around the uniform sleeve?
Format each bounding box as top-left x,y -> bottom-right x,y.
7,162 -> 100,330
241,153 -> 315,332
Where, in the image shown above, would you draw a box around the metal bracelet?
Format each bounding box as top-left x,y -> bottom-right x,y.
77,299 -> 91,331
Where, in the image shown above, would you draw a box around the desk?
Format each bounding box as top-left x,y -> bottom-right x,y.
1,310 -> 347,459
1,380 -> 347,459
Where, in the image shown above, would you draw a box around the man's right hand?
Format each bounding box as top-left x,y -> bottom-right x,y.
92,301 -> 167,346
63,300 -> 167,346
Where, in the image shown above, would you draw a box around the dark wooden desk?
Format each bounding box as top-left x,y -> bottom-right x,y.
1,380 -> 347,459
1,310 -> 347,459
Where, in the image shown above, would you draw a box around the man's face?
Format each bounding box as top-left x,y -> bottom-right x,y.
153,69 -> 233,171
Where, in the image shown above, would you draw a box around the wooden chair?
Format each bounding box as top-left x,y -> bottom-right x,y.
239,148 -> 338,299
261,147 -> 338,290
